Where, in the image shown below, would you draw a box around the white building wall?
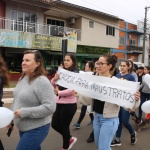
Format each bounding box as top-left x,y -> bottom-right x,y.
5,2 -> 119,49
77,17 -> 119,48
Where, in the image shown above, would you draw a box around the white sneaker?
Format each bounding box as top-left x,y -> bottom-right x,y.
68,137 -> 77,150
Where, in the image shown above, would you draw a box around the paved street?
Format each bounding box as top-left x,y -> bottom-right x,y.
1,90 -> 150,150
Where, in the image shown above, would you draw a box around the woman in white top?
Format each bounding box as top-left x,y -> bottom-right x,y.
72,61 -> 94,129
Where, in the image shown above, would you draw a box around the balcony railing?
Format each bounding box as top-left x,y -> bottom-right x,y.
126,45 -> 143,52
0,17 -> 81,40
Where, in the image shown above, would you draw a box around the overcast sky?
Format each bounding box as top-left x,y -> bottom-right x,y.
62,0 -> 150,25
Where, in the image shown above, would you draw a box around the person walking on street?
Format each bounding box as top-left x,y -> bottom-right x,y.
111,60 -> 140,147
51,53 -> 79,150
137,66 -> 144,85
72,61 -> 94,129
138,66 -> 150,118
0,55 -> 10,150
10,50 -> 56,150
92,56 -> 140,150
128,60 -> 138,82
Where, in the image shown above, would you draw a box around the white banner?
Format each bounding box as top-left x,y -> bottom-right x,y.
57,68 -> 140,109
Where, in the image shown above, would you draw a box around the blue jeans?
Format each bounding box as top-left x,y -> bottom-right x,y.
116,107 -> 134,140
139,92 -> 150,117
16,124 -> 50,150
93,113 -> 119,150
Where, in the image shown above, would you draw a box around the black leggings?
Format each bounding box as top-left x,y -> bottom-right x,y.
0,139 -> 4,150
77,105 -> 94,124
51,103 -> 77,149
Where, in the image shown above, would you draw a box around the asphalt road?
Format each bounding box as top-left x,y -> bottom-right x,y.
1,91 -> 150,150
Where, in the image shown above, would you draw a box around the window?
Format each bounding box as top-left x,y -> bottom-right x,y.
129,39 -> 136,51
11,10 -> 36,32
119,37 -> 124,45
89,20 -> 94,28
47,18 -> 65,36
129,39 -> 136,45
106,25 -> 115,36
47,19 -> 64,26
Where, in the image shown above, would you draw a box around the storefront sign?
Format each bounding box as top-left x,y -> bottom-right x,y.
77,45 -> 110,54
0,29 -> 62,51
66,31 -> 77,53
0,30 -> 31,48
32,34 -> 62,51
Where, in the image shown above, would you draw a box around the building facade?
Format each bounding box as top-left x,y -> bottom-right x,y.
111,20 -> 146,65
0,0 -> 120,75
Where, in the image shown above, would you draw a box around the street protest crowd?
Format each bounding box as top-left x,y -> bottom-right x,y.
0,51 -> 150,150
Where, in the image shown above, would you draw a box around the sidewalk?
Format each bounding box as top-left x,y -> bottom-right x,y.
3,88 -> 14,91
2,98 -> 13,103
2,87 -> 14,104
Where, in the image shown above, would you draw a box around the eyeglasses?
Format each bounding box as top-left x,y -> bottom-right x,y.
96,62 -> 108,66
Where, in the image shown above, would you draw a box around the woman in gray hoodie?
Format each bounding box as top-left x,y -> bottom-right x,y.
10,50 -> 56,150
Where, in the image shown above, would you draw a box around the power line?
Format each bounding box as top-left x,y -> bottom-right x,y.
55,5 -> 138,33
144,0 -> 150,5
62,0 -> 146,24
92,0 -> 145,23
83,0 -> 144,22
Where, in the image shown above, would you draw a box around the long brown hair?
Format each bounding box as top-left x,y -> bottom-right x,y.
20,50 -> 47,83
128,60 -> 134,73
0,55 -> 9,87
144,66 -> 150,74
85,61 -> 94,71
64,53 -> 78,71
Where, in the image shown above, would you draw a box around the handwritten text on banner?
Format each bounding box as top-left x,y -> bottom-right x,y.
57,68 -> 140,109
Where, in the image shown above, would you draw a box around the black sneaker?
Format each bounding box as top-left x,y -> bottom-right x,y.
135,116 -> 143,125
87,135 -> 94,143
111,139 -> 121,146
72,123 -> 80,129
131,131 -> 137,144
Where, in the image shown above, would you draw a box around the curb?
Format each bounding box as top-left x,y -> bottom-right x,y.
3,88 -> 14,92
2,98 -> 13,104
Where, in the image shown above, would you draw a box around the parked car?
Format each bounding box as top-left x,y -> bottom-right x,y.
133,62 -> 144,67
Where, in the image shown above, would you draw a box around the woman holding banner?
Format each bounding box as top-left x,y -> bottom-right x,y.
72,61 -> 94,129
51,53 -> 79,150
92,55 -> 140,150
111,60 -> 140,147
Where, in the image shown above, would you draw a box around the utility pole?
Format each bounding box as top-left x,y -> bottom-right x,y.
142,6 -> 150,63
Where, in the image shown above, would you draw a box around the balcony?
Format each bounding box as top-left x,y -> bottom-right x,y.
0,17 -> 81,40
126,45 -> 143,54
